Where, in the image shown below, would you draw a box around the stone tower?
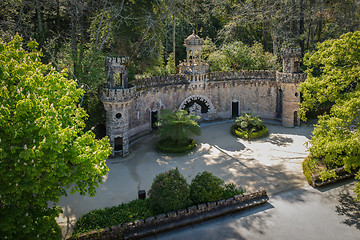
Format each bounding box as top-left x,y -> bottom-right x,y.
101,57 -> 135,157
277,48 -> 306,127
179,31 -> 209,83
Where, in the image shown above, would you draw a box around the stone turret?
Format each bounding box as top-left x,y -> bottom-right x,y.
179,32 -> 209,83
277,48 -> 306,127
102,56 -> 134,157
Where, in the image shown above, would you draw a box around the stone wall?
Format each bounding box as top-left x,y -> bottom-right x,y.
127,77 -> 278,138
209,70 -> 276,81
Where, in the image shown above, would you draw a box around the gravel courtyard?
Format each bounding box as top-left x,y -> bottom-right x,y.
57,120 -> 359,239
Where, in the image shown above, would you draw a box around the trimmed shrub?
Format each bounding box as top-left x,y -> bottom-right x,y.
148,168 -> 192,214
302,157 -> 313,185
231,124 -> 268,139
157,138 -> 196,153
72,199 -> 152,235
190,171 -> 225,204
222,182 -> 245,199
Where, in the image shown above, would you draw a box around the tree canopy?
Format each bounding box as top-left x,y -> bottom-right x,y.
299,31 -> 360,199
0,36 -> 111,239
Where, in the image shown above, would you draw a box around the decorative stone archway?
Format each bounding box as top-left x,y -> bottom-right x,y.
179,95 -> 216,119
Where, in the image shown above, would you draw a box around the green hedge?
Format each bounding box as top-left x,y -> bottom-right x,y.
156,138 -> 196,153
302,157 -> 313,185
231,124 -> 268,139
72,199 -> 152,235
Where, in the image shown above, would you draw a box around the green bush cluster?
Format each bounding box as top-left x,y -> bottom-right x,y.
156,139 -> 196,153
147,168 -> 192,214
231,124 -> 268,139
189,172 -> 244,204
73,169 -> 245,236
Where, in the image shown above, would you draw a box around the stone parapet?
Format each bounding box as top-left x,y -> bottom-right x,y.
132,75 -> 188,90
209,70 -> 276,81
276,72 -> 306,83
101,86 -> 136,102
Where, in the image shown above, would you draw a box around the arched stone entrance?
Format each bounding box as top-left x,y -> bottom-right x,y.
179,95 -> 216,119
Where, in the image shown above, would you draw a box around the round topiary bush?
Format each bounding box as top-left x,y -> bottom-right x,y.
232,113 -> 268,139
156,138 -> 196,153
231,124 -> 268,139
190,171 -> 225,204
148,168 -> 192,214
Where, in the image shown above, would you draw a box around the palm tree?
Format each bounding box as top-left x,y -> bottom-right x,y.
157,109 -> 201,146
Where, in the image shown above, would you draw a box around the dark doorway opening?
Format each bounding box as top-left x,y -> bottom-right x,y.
114,137 -> 123,151
232,101 -> 239,118
151,111 -> 158,129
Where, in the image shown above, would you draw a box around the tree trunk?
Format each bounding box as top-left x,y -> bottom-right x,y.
299,0 -> 304,54
173,13 -> 176,68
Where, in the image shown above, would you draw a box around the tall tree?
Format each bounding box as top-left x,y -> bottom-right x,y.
299,31 -> 360,200
0,36 -> 111,239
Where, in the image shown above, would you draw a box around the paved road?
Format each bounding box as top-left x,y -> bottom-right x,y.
143,180 -> 360,240
57,121 -> 360,239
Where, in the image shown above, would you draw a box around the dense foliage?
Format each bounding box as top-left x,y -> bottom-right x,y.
147,168 -> 192,214
190,171 -> 225,204
156,109 -> 201,147
207,41 -> 279,72
0,36 -> 111,239
1,0 -> 359,129
190,171 -> 244,204
72,199 -> 152,235
299,31 -> 360,199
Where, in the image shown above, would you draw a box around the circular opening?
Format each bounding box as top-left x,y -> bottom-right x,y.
295,92 -> 298,97
115,113 -> 122,119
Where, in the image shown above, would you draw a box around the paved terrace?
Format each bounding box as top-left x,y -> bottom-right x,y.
57,121 -> 360,239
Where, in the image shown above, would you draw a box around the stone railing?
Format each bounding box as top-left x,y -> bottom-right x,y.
69,189 -> 268,240
179,62 -> 209,76
131,75 -> 188,90
276,72 -> 307,83
101,86 -> 137,102
209,70 -> 276,81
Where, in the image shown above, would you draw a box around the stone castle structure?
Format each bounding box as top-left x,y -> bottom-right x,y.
101,33 -> 306,156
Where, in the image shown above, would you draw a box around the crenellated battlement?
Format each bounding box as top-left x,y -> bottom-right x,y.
132,75 -> 188,89
276,72 -> 306,83
105,56 -> 129,66
209,70 -> 276,81
101,86 -> 136,102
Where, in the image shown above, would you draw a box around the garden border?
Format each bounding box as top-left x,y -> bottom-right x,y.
310,166 -> 358,187
69,189 -> 268,240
